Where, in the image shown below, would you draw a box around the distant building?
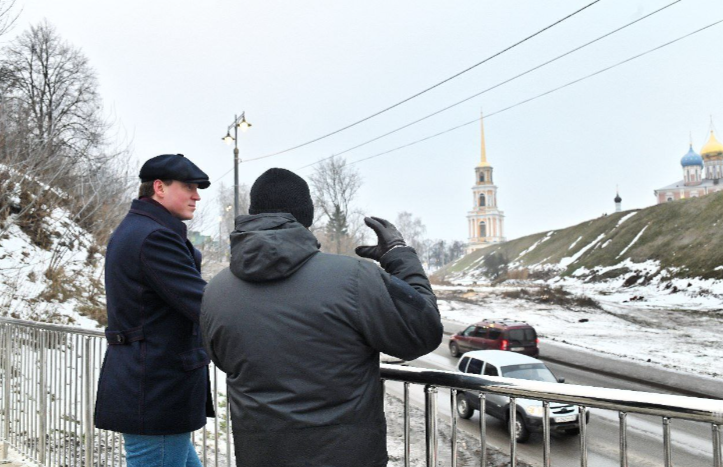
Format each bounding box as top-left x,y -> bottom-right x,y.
614,189 -> 622,213
654,129 -> 723,203
467,117 -> 505,252
188,230 -> 212,249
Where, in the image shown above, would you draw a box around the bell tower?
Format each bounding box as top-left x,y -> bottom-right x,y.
467,115 -> 505,252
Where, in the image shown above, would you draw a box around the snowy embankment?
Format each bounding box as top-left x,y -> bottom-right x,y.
0,165 -> 104,328
435,285 -> 723,380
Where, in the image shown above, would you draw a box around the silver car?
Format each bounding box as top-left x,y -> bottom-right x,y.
456,350 -> 590,443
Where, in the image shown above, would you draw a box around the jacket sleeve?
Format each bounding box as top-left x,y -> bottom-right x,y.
200,306 -> 226,373
140,229 -> 207,324
354,246 -> 443,361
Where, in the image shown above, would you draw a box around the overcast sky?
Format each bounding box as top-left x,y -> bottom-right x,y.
8,0 -> 723,242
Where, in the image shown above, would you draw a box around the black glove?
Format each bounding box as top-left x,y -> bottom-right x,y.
355,216 -> 407,261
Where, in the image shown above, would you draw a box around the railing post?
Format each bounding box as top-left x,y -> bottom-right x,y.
509,397 -> 517,467
542,401 -> 551,467
663,416 -> 672,467
619,411 -> 628,467
713,423 -> 721,467
38,331 -> 47,464
424,385 -> 437,467
478,393 -> 486,467
2,326 -> 12,461
404,382 -> 410,467
579,405 -> 588,467
450,389 -> 458,467
84,337 -> 93,467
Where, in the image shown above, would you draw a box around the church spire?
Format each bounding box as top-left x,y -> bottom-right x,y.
478,112 -> 490,167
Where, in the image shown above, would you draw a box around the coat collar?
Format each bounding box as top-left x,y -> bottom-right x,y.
129,198 -> 187,239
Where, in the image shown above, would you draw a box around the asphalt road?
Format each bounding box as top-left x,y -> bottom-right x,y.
385,331 -> 716,467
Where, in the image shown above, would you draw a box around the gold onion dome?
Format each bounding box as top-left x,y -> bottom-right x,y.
701,130 -> 723,160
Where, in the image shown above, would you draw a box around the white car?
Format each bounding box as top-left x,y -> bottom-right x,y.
456,350 -> 589,443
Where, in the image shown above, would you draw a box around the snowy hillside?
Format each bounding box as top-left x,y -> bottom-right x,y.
436,192 -> 723,307
0,165 -> 105,328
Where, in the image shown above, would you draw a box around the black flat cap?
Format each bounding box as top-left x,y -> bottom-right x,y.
139,154 -> 210,189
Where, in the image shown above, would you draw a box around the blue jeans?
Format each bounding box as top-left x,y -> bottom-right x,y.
123,433 -> 202,467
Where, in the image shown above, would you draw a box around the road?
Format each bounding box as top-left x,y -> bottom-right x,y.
385,331 -> 716,467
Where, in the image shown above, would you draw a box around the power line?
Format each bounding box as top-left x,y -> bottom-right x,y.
235,0 -> 603,167
345,19 -> 723,168
297,0 -> 682,171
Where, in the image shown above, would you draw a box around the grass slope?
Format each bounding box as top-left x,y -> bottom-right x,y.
437,192 -> 723,282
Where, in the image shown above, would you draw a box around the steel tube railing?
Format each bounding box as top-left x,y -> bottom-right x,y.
478,392 -> 487,467
450,388 -> 458,467
542,400 -> 551,467
403,382 -> 410,467
579,405 -> 588,467
619,411 -> 628,467
380,364 -> 723,424
0,317 -> 722,467
424,385 -> 437,467
713,423 -> 722,467
509,397 -> 518,467
663,416 -> 673,467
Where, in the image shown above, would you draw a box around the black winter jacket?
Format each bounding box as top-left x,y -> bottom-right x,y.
200,213 -> 443,467
95,199 -> 214,435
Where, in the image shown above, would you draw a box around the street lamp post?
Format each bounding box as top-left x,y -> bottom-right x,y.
222,112 -> 252,219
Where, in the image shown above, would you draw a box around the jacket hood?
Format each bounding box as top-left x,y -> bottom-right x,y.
229,213 -> 320,282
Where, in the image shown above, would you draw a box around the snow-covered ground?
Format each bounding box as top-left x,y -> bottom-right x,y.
0,209 -> 104,328
436,283 -> 723,380
0,163 -> 105,327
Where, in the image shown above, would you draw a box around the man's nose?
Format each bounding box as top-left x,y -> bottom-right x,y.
192,189 -> 201,201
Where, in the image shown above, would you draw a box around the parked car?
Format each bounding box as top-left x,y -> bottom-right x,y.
449,320 -> 539,357
455,350 -> 589,443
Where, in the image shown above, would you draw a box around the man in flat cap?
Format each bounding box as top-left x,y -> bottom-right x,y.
201,168 -> 443,467
95,154 -> 214,467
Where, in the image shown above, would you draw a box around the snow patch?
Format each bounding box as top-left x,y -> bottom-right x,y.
516,231 -> 554,260
617,224 -> 649,259
616,211 -> 638,227
567,236 -> 583,251
560,233 -> 606,268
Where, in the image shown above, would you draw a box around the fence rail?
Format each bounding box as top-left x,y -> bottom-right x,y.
0,316 -> 721,466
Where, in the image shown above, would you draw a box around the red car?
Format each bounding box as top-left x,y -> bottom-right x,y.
449,320 -> 539,358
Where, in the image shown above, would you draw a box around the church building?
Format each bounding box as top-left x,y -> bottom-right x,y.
654,129 -> 723,203
467,118 -> 505,252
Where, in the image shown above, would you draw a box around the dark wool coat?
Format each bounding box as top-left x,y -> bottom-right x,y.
95,199 -> 214,435
201,213 -> 443,467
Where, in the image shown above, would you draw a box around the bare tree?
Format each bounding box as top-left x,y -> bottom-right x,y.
309,156 -> 363,255
0,0 -> 18,40
1,20 -> 107,176
215,181 -> 248,259
395,211 -> 427,256
0,21 -> 134,280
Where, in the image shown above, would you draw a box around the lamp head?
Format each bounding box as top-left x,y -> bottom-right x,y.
238,115 -> 252,133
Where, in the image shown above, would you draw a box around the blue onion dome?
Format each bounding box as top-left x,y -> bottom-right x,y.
614,193 -> 622,203
680,145 -> 703,167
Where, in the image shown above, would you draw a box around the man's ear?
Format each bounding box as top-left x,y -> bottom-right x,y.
153,179 -> 166,199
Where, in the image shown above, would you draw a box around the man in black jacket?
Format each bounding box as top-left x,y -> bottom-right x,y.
201,168 -> 443,467
96,154 -> 214,467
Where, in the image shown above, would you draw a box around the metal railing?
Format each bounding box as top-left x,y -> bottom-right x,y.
382,364 -> 723,467
0,317 -> 721,466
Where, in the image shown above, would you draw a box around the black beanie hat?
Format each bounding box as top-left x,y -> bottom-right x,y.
249,168 -> 314,227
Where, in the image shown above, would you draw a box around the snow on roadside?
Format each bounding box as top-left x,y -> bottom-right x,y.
435,285 -> 723,380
